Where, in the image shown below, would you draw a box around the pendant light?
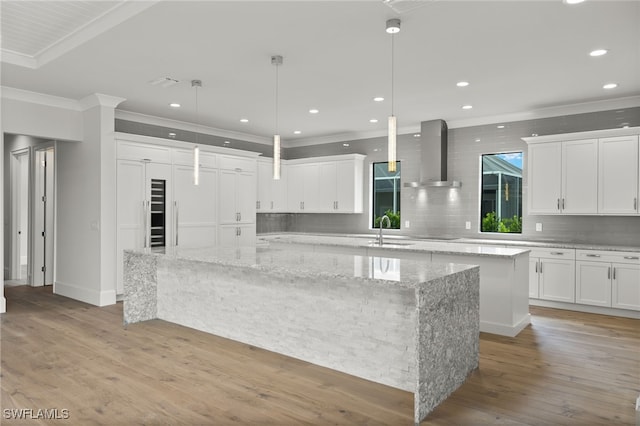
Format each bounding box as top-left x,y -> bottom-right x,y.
192,79 -> 202,185
386,18 -> 400,173
272,55 -> 283,180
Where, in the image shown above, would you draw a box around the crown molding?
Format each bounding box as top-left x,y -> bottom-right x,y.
79,93 -> 126,110
114,109 -> 272,145
0,50 -> 37,69
283,124 -> 420,148
1,86 -> 81,111
446,96 -> 640,129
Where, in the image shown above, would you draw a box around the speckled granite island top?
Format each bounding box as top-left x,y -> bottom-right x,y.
124,245 -> 480,424
129,245 -> 477,288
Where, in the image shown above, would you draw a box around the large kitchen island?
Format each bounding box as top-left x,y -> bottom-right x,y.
123,245 -> 479,424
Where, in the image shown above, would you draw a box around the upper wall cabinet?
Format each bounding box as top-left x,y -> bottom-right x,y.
257,158 -> 288,212
284,154 -> 365,214
598,135 -> 639,215
524,127 -> 640,216
527,139 -> 598,215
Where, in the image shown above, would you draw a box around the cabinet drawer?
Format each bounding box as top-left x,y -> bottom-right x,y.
576,250 -> 640,264
529,247 -> 576,260
173,148 -> 217,168
219,156 -> 256,173
117,141 -> 172,163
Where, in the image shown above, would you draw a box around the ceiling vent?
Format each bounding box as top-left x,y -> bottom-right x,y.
148,77 -> 180,88
382,0 -> 434,14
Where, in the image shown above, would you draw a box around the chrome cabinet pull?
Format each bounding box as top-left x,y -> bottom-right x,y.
635,198 -> 638,210
535,261 -> 538,273
613,267 -> 616,280
562,198 -> 565,209
607,267 -> 611,279
557,199 -> 560,210
540,262 -> 543,274
551,252 -> 564,256
586,254 -> 600,258
238,227 -> 242,236
239,212 -> 241,222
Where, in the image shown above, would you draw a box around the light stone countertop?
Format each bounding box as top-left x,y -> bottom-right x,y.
259,233 -> 531,259
257,233 -> 640,254
128,245 -> 477,289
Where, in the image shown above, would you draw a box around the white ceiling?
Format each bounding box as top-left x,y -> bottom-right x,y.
2,0 -> 639,145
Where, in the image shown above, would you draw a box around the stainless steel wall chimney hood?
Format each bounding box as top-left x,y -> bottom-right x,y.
404,119 -> 461,188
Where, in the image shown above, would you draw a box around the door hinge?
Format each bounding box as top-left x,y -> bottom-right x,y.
41,266 -> 46,272
42,195 -> 46,202
41,231 -> 45,237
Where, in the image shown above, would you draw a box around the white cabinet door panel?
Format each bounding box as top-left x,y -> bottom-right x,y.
562,139 -> 598,214
528,142 -> 562,214
598,136 -> 639,214
612,263 -> 640,311
576,261 -> 611,307
539,258 -> 575,302
174,165 -> 217,247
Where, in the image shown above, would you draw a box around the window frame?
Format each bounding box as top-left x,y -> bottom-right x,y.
370,161 -> 402,231
478,151 -> 523,234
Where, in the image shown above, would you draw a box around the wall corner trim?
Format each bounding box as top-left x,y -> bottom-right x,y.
79,93 -> 126,110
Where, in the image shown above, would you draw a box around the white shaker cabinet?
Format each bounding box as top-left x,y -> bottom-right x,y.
287,163 -> 320,212
286,154 -> 365,213
116,151 -> 174,294
528,142 -> 562,214
527,139 -> 598,214
528,248 -> 576,303
218,156 -> 257,246
173,164 -> 217,248
576,250 -> 640,310
257,158 -> 288,212
598,135 -> 639,215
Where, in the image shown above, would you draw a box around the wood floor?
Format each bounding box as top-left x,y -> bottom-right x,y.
1,285 -> 638,425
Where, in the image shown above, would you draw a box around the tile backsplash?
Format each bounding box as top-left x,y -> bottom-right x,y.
259,106 -> 640,246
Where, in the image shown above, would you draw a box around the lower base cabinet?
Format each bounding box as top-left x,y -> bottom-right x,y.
529,248 -> 576,303
575,250 -> 640,311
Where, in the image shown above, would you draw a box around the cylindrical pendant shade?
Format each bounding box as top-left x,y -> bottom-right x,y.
193,145 -> 200,185
388,115 -> 397,172
273,135 -> 281,180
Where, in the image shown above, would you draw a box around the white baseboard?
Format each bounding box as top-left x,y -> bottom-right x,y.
530,299 -> 640,319
54,281 -> 116,307
480,314 -> 531,337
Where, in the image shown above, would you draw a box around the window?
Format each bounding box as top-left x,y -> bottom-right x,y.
480,153 -> 522,233
372,161 -> 401,229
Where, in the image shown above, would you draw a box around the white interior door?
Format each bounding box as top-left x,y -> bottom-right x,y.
33,147 -> 55,286
10,149 -> 30,281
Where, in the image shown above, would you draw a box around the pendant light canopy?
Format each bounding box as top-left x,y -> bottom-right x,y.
192,79 -> 202,185
272,55 -> 283,180
386,18 -> 400,173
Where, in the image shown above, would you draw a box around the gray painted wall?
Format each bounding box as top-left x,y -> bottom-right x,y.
259,107 -> 640,246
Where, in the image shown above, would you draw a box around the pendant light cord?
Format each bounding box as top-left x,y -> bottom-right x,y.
391,32 -> 395,117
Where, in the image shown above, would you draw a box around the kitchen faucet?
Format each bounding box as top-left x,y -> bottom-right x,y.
378,214 -> 391,245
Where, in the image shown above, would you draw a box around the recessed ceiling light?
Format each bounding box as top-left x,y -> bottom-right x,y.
413,134 -> 421,138
370,118 -> 379,123
168,132 -> 176,138
293,130 -> 302,135
373,97 -> 384,102
240,118 -> 249,123
169,103 -> 181,108
475,138 -> 481,142
497,125 -> 505,129
564,0 -> 585,4
462,105 -> 473,110
456,81 -> 469,87
589,49 -> 608,57
224,141 -> 231,144
343,143 -> 350,147
373,148 -> 381,152
309,108 -> 319,114
603,83 -> 618,89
